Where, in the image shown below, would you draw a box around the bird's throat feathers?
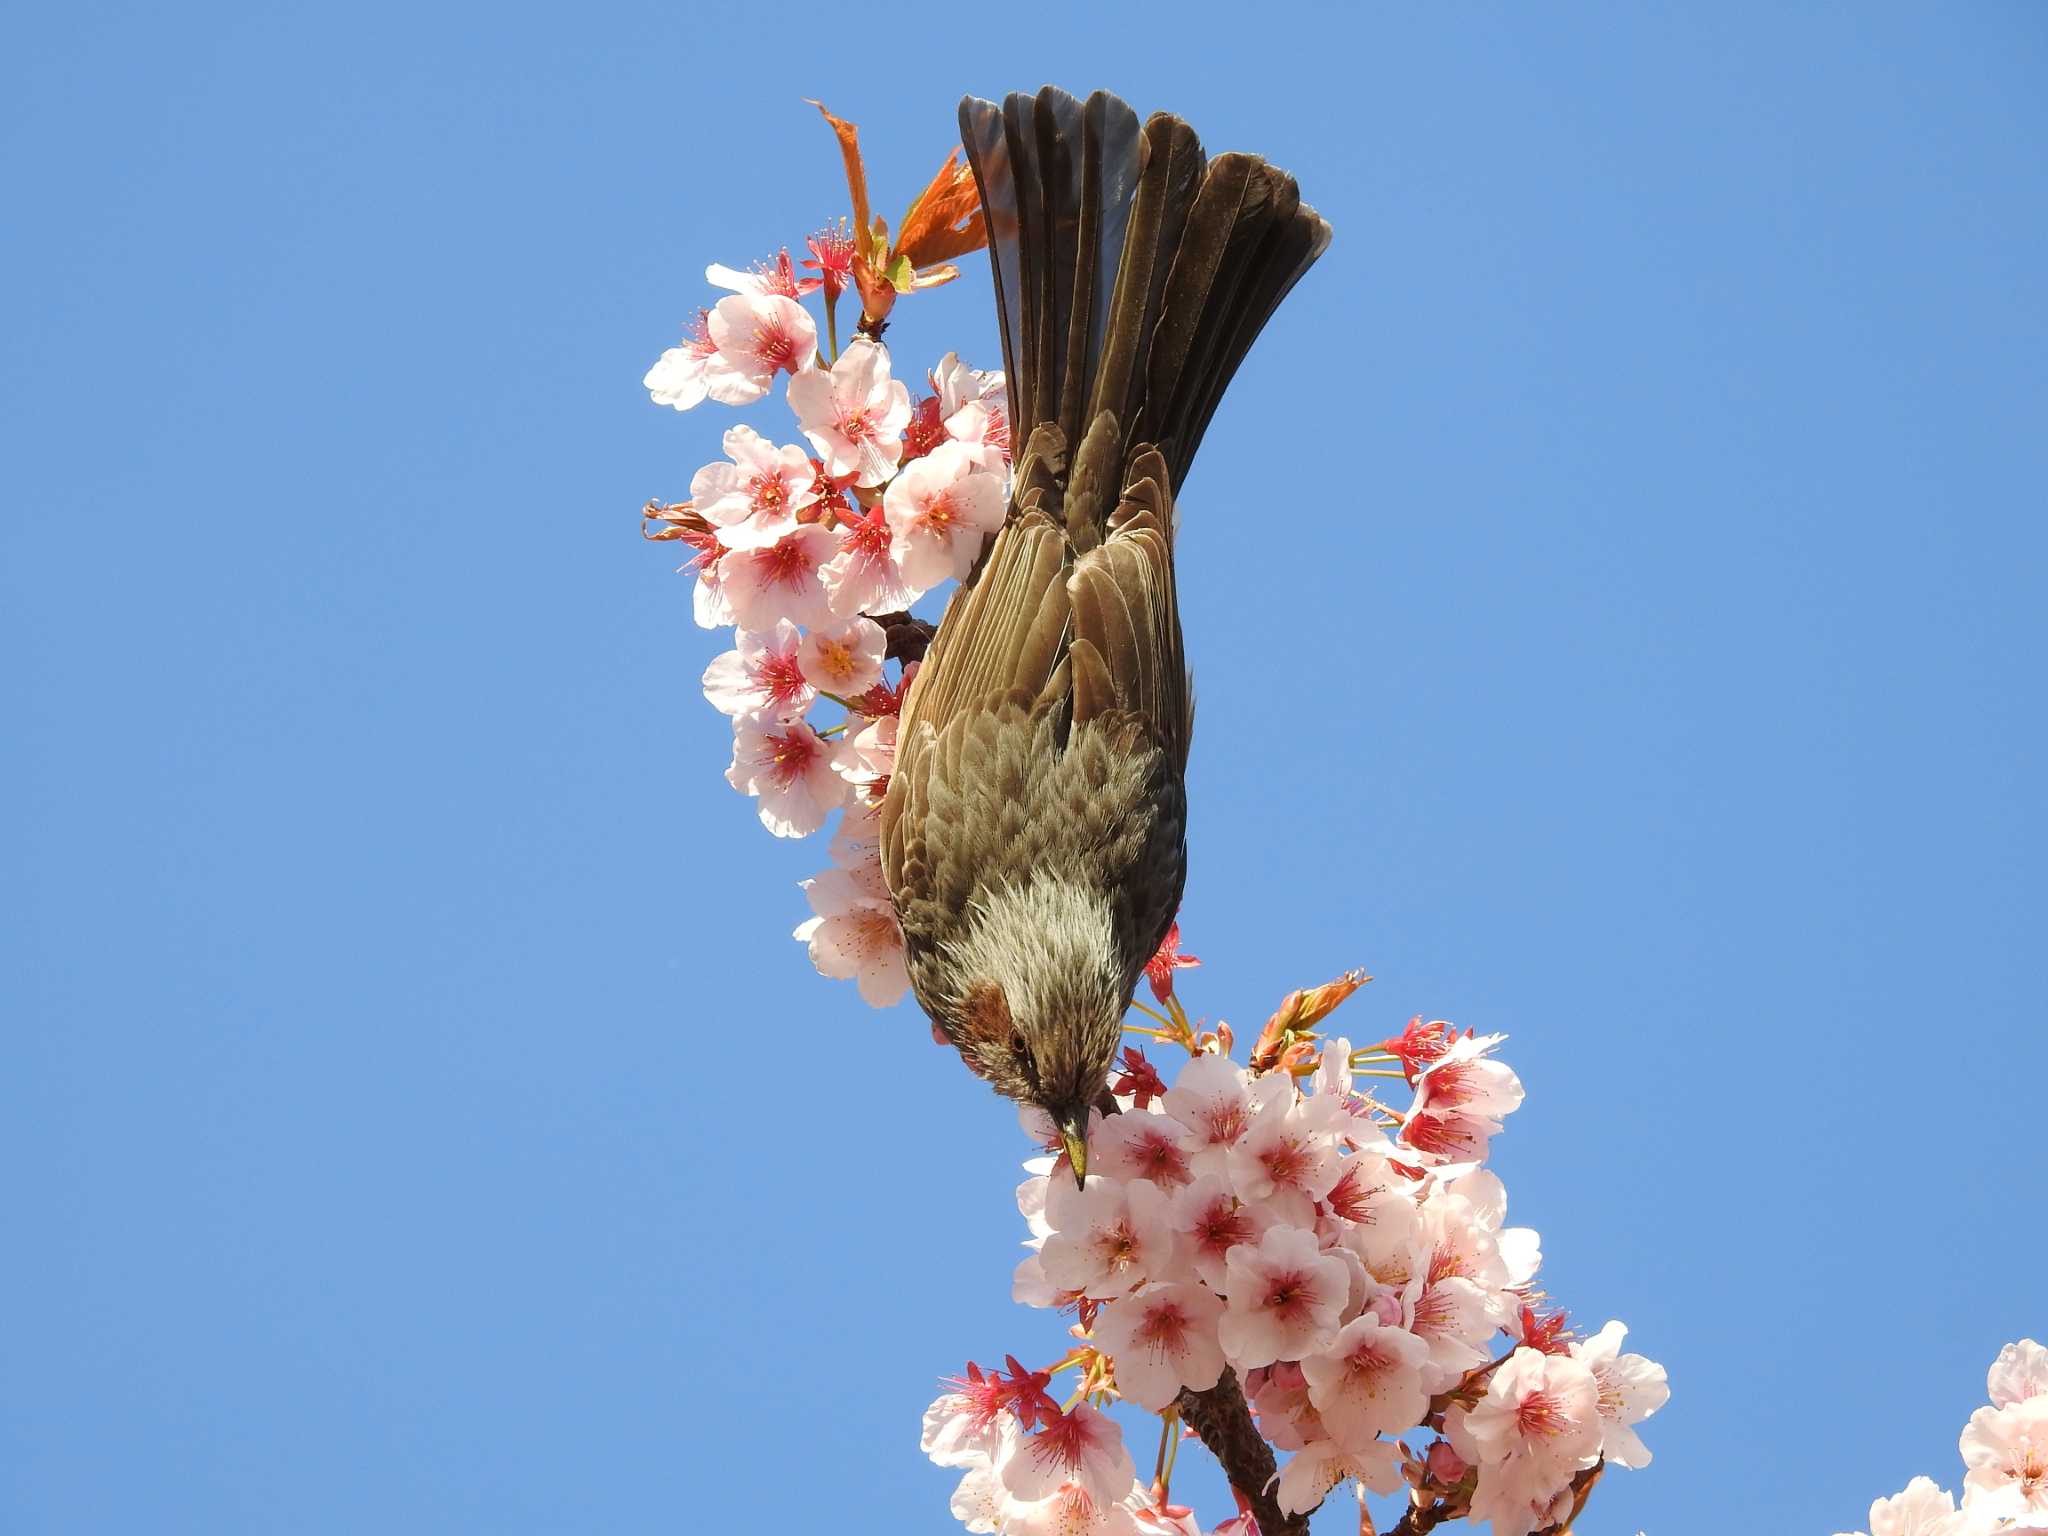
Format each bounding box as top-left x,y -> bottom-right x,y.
939,876 -> 1128,1107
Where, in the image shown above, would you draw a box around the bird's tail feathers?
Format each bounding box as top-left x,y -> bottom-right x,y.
958,86 -> 1330,537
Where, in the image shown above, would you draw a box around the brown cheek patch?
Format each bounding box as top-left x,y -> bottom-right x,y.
957,981 -> 1013,1051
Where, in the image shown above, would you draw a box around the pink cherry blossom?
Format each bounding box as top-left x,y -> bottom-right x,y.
1455,1346 -> 1603,1472
948,1462 -> 1006,1534
923,1367 -> 1016,1469
705,293 -> 817,402
1300,1313 -> 1431,1449
1040,1176 -> 1178,1300
801,223 -> 854,301
701,620 -> 812,721
644,309 -> 757,411
1272,1437 -> 1402,1517
1402,1273 -> 1502,1393
726,715 -> 844,837
1991,1340 -> 2048,1410
1216,1225 -> 1349,1370
832,712 -> 896,792
1402,1033 -> 1524,1165
1143,922 -> 1202,1003
793,863 -> 907,1006
1091,1281 -> 1226,1411
719,524 -> 838,630
931,351 -> 1011,466
1843,1476 -> 1983,1536
1227,1077 -> 1344,1225
689,425 -> 819,551
1246,1361 -> 1326,1451
819,502 -> 922,616
883,439 -> 1007,591
1961,1397 -> 2048,1518
1570,1320 -> 1669,1469
1169,1174 -> 1271,1294
998,1402 -> 1136,1510
663,521 -> 735,629
1092,1110 -> 1197,1189
1162,1055 -> 1254,1173
1006,1483 -> 1141,1536
788,339 -> 913,487
706,248 -> 819,299
797,617 -> 886,699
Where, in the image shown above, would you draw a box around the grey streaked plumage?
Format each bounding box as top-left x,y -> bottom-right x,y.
881,86 -> 1330,1145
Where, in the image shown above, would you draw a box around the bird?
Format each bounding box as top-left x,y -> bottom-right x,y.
880,86 -> 1330,1181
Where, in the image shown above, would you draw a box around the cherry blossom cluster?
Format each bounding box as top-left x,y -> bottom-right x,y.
923,967 -> 1669,1536
1834,1340 -> 2048,1536
641,147 -> 1010,1009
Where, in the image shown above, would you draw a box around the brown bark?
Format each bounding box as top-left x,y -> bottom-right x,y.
1175,1369 -> 1308,1536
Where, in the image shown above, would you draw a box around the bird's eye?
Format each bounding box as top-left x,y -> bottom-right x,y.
1008,1030 -> 1031,1062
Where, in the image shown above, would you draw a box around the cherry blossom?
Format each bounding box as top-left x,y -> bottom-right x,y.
1226,1076 -> 1344,1224
719,524 -> 838,630
1449,1351 -> 1605,1499
788,339 -> 913,487
1836,1477 -> 1984,1536
1090,1281 -> 1226,1411
726,715 -> 844,837
1246,1362 -> 1326,1451
1991,1341 -> 2048,1411
1169,1173 -> 1270,1294
1272,1438 -> 1402,1517
797,616 -> 886,699
884,439 -> 1007,591
998,1403 -> 1136,1509
1216,1224 -> 1349,1370
1300,1313 -> 1431,1449
706,248 -> 819,299
793,862 -> 908,1006
801,223 -> 854,301
689,425 -> 819,551
1091,1110 -> 1196,1189
1040,1176 -> 1178,1299
706,293 -> 818,402
1961,1396 -> 2048,1519
949,1462 -> 1007,1535
1005,1484 -> 1140,1536
1570,1320 -> 1670,1469
701,621 -> 812,722
924,1367 -> 1016,1468
818,502 -> 921,615
1143,921 -> 1201,1003
644,309 -> 757,411
1161,1055 -> 1254,1173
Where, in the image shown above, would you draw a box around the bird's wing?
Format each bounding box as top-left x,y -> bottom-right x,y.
884,503 -> 1070,899
1066,446 -> 1192,773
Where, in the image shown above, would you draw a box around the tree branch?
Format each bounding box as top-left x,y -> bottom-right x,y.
1175,1369 -> 1308,1536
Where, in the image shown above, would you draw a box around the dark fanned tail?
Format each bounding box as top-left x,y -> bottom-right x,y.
958,87 -> 1331,532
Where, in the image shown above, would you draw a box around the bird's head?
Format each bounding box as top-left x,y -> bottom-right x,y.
936,878 -> 1131,1185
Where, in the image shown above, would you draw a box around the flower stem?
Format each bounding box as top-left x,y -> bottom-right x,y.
1152,1407 -> 1179,1492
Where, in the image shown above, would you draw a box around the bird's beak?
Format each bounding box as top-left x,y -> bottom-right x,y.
1058,1108 -> 1089,1188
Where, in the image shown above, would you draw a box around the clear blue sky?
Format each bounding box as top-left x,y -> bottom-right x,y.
5,4 -> 2043,1532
